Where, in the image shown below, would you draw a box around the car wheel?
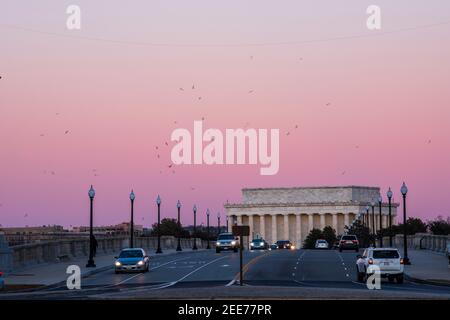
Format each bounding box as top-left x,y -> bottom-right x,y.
339,248 -> 342,252
233,248 -> 238,253
115,270 -> 120,274
388,276 -> 395,283
355,248 -> 359,252
216,248 -> 220,253
396,274 -> 404,284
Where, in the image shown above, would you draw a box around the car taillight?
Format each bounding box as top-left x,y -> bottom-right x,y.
340,240 -> 345,243
0,271 -> 3,277
352,240 -> 358,244
368,258 -> 373,265
400,258 -> 404,265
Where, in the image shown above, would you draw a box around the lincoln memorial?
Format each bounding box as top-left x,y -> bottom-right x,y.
224,186 -> 398,248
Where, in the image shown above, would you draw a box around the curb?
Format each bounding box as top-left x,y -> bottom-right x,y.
404,273 -> 450,287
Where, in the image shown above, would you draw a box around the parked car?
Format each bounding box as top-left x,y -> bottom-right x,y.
250,238 -> 269,250
339,235 -> 359,252
0,271 -> 4,291
216,233 -> 239,253
114,248 -> 150,273
315,239 -> 329,249
276,240 -> 295,250
356,248 -> 404,283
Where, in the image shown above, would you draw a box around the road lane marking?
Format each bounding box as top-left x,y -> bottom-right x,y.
225,279 -> 236,287
232,251 -> 271,283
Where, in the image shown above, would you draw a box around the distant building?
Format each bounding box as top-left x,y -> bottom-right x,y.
0,225 -> 68,246
71,222 -> 143,235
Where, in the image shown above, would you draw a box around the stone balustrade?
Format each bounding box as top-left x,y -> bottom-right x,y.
382,233 -> 449,253
0,232 -> 213,272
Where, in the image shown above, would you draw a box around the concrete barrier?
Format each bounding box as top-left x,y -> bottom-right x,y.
0,235 -> 214,271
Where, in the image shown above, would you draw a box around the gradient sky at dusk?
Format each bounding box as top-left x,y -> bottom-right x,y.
1,1 -> 450,228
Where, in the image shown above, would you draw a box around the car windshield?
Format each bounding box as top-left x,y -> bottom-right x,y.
373,250 -> 400,259
342,236 -> 356,240
119,250 -> 143,258
317,240 -> 327,243
252,239 -> 264,242
218,234 -> 235,240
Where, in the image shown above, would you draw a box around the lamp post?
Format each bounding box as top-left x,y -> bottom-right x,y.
193,205 -> 198,250
130,190 -> 135,248
226,216 -> 229,232
217,212 -> 221,235
378,195 -> 383,247
86,185 -> 96,268
371,201 -> 376,247
176,200 -> 182,251
156,195 -> 162,254
206,209 -> 211,249
401,182 -> 410,264
387,187 -> 393,247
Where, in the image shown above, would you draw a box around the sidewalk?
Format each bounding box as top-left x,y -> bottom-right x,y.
3,249 -> 199,291
403,249 -> 450,286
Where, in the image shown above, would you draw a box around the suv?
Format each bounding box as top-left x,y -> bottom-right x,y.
216,233 -> 239,253
356,248 -> 404,283
339,235 -> 359,252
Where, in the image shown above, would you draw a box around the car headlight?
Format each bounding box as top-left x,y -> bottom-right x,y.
231,241 -> 236,245
290,245 -> 295,250
250,242 -> 254,246
137,260 -> 144,266
216,242 -> 221,246
115,261 -> 122,267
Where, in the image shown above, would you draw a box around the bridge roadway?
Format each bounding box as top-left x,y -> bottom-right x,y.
1,249 -> 450,299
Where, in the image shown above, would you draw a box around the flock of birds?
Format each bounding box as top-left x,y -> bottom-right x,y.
0,59 -> 435,220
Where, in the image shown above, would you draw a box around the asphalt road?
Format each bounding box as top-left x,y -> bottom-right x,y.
1,249 -> 450,299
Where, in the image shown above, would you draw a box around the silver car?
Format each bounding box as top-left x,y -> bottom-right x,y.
114,248 -> 150,273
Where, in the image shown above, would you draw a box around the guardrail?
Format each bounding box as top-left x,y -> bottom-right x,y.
0,232 -> 214,271
382,233 -> 449,253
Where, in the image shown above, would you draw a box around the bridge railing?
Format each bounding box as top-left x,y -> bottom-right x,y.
382,233 -> 449,253
0,233 -> 214,271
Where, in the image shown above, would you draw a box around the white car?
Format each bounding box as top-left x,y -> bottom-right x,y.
114,248 -> 150,273
356,248 -> 404,284
315,239 -> 329,249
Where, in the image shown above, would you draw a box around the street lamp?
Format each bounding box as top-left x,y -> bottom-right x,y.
156,195 -> 162,254
371,201 -> 376,247
217,212 -> 221,235
176,200 -> 182,252
193,205 -> 198,250
365,205 -> 369,229
226,216 -> 229,232
401,182 -> 411,264
130,190 -> 135,248
86,185 -> 96,268
387,187 -> 393,247
378,195 -> 383,247
206,209 -> 211,249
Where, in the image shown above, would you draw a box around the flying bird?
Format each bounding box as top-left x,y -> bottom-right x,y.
325,102 -> 331,106
179,88 -> 184,91
64,130 -> 69,134
248,90 -> 254,94
192,84 -> 195,89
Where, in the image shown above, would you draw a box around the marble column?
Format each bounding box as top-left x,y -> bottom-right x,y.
271,214 -> 277,244
320,213 -> 326,230
249,215 -> 254,239
237,215 -> 242,225
295,214 -> 302,248
332,213 -> 338,233
344,213 -> 350,228
284,214 -> 289,240
260,215 -> 265,240
308,214 -> 314,232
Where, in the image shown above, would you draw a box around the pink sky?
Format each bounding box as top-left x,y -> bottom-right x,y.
1,1 -> 450,227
